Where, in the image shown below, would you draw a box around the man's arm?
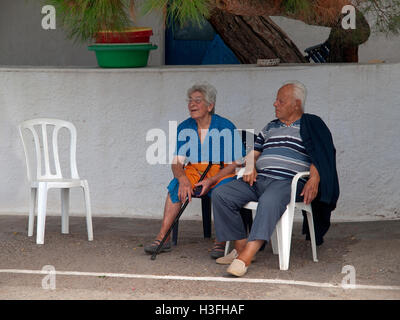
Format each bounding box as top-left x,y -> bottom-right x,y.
242,150 -> 261,186
300,163 -> 320,204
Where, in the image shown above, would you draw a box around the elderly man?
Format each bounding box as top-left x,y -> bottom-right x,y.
212,81 -> 339,276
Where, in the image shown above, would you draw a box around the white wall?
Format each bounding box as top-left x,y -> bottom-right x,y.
0,0 -> 164,66
1,64 -> 399,222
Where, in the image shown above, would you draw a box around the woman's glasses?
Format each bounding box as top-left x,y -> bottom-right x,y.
186,98 -> 204,104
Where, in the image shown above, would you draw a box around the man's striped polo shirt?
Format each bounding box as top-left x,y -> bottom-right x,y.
254,118 -> 311,181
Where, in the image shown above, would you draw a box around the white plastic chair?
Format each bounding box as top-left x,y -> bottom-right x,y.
18,118 -> 93,245
225,168 -> 318,270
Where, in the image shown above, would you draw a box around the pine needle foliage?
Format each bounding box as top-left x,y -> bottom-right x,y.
356,0 -> 400,35
281,0 -> 311,16
43,0 -> 132,43
140,0 -> 211,27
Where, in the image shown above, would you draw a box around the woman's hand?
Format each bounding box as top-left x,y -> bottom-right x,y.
194,177 -> 215,197
178,176 -> 193,202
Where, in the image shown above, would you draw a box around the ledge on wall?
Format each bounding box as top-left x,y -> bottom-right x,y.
0,62 -> 397,74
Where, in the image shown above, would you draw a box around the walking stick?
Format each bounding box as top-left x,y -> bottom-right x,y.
151,161 -> 213,260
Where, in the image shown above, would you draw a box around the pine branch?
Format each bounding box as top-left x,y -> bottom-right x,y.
42,0 -> 132,43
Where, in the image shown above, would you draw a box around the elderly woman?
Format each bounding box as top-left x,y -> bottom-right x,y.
144,82 -> 243,256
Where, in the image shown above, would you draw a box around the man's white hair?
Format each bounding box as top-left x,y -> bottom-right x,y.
282,80 -> 307,110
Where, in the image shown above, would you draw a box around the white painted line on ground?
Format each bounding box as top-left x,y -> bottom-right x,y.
0,269 -> 399,291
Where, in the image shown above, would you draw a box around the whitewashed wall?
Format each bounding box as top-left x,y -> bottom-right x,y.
0,64 -> 399,222
0,0 -> 165,66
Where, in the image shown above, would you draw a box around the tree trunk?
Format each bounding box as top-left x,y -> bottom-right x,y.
211,1 -> 370,63
208,8 -> 307,63
215,0 -> 351,27
326,8 -> 370,62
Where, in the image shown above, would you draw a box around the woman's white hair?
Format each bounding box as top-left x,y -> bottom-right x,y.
282,80 -> 307,110
187,82 -> 217,114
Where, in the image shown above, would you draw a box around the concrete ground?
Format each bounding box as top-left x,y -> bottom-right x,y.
0,215 -> 399,300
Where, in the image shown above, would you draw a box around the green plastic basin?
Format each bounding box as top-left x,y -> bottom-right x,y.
88,43 -> 158,68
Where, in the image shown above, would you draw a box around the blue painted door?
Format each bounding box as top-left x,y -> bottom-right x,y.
165,18 -> 239,65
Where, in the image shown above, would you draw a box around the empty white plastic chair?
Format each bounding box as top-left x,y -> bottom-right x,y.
225,168 -> 318,270
18,118 -> 93,245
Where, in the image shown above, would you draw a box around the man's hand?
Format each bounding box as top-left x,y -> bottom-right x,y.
301,164 -> 320,204
300,177 -> 319,204
241,150 -> 260,187
178,176 -> 193,202
242,166 -> 257,186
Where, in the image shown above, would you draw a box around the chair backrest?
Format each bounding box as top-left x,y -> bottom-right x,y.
304,41 -> 330,63
18,118 -> 80,181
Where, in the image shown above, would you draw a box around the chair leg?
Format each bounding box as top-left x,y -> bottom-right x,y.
306,211 -> 318,262
82,181 -> 93,241
224,241 -> 231,256
36,183 -> 48,245
270,228 -> 278,255
240,208 -> 253,235
201,197 -> 212,239
28,188 -> 37,237
61,188 -> 70,234
276,206 -> 295,270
